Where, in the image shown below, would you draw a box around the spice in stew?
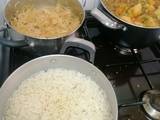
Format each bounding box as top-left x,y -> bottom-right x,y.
103,0 -> 160,27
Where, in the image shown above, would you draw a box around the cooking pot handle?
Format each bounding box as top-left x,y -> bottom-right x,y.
0,27 -> 28,48
118,101 -> 145,109
60,37 -> 96,64
0,37 -> 28,47
91,8 -> 126,30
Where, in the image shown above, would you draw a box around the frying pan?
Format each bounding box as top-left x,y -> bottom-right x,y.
0,55 -> 118,120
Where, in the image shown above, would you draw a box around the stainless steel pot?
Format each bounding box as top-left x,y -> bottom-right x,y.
91,0 -> 160,49
0,55 -> 118,120
0,0 -> 85,49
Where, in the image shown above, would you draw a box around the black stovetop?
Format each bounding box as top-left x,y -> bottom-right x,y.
0,13 -> 160,120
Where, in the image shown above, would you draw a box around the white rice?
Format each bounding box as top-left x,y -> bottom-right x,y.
4,68 -> 113,120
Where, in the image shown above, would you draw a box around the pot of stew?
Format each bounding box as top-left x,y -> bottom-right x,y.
91,0 -> 160,48
0,0 -> 85,50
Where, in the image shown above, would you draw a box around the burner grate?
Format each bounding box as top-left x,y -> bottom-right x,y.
83,13 -> 160,119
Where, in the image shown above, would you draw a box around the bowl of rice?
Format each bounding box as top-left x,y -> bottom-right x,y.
0,55 -> 118,120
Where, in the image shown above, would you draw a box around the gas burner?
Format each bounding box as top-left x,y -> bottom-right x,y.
114,45 -> 138,55
142,90 -> 160,120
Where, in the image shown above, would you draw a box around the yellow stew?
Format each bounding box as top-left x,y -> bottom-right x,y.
103,0 -> 160,27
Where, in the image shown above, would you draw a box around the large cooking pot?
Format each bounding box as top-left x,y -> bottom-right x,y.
0,55 -> 118,120
91,0 -> 160,49
0,0 -> 85,49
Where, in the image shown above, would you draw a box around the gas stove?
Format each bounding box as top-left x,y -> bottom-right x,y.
0,12 -> 160,120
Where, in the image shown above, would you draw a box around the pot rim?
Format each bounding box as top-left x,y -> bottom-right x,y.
3,0 -> 85,40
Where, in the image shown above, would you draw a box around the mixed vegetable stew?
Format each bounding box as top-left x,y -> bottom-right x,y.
103,0 -> 160,27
